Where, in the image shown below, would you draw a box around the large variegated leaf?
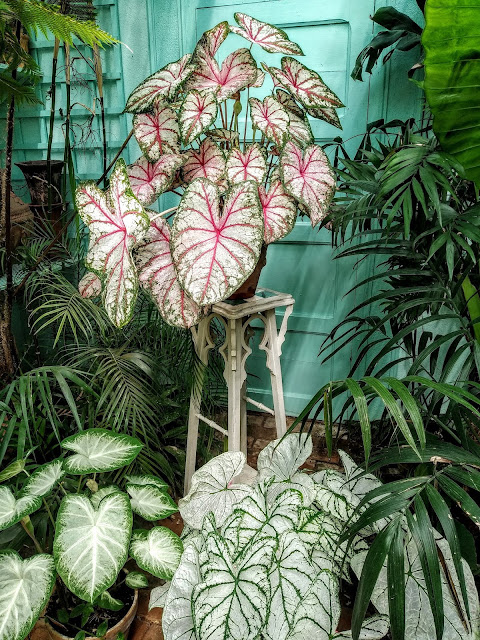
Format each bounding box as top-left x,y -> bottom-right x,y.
193,533 -> 276,640
128,154 -> 184,206
183,138 -> 226,185
136,219 -> 202,329
312,469 -> 363,525
75,159 -> 150,327
280,141 -> 336,226
127,483 -> 178,521
78,271 -> 102,298
0,486 -> 41,530
125,474 -> 169,491
180,90 -> 218,145
207,128 -> 240,145
126,571 -> 149,589
53,492 -> 132,602
257,434 -> 315,506
230,13 -> 304,55
333,616 -> 389,640
226,143 -> 267,184
179,451 -> 252,529
269,57 -> 343,111
186,48 -> 257,102
170,178 -> 264,305
0,551 -> 56,640
162,545 -> 201,640
250,68 -> 266,88
249,96 -> 289,148
193,21 -> 229,61
61,428 -> 143,474
275,89 -> 305,118
339,450 -> 383,500
133,103 -> 179,160
306,104 -> 342,129
130,527 -> 183,580
19,459 -> 64,498
288,111 -> 314,148
125,54 -> 194,113
90,485 -> 121,509
259,180 -> 297,244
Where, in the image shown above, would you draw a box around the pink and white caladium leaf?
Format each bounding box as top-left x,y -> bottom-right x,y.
275,88 -> 305,118
306,105 -> 342,129
269,57 -> 343,111
226,143 -> 267,184
125,54 -> 195,113
170,178 -> 264,305
75,159 -> 150,327
78,272 -> 102,298
183,138 -> 226,185
186,48 -> 257,102
288,111 -> 314,148
128,154 -> 184,206
179,90 -> 218,145
132,102 -> 179,161
136,219 -> 202,329
250,68 -> 266,88
259,180 -> 297,244
192,21 -> 229,61
229,13 -> 304,55
249,96 -> 289,148
207,128 -> 240,146
280,141 -> 336,226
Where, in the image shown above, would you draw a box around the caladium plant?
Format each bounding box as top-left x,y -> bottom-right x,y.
0,428 -> 183,640
77,13 -> 341,329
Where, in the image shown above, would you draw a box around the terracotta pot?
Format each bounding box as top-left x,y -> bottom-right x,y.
128,589 -> 164,640
29,590 -> 138,640
228,244 -> 268,300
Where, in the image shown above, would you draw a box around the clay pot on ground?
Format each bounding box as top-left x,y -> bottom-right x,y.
128,589 -> 164,640
229,244 -> 268,300
15,160 -> 65,234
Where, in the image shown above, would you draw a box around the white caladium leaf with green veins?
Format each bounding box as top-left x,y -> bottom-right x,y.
130,527 -> 183,580
133,103 -> 180,160
333,616 -> 390,640
171,178 -> 264,305
183,138 -> 226,185
75,159 -> 150,327
61,428 -> 143,474
249,96 -> 290,148
125,474 -> 169,491
193,533 -> 276,640
127,483 -> 178,520
89,485 -> 121,509
19,459 -> 64,498
226,143 -> 267,184
281,141 -> 336,226
186,48 -> 257,101
230,13 -> 304,55
312,469 -> 362,524
179,451 -> 252,529
78,271 -> 102,298
136,219 -> 203,329
125,54 -> 195,113
128,154 -> 184,206
126,571 -> 149,589
0,550 -> 56,640
179,90 -> 218,145
260,180 -> 297,244
54,492 -> 132,602
162,545 -> 201,640
149,581 -> 170,609
0,486 -> 41,530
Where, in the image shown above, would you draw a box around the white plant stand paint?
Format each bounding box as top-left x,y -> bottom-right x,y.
184,288 -> 295,494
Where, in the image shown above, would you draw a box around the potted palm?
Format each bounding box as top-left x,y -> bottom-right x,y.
77,13 -> 342,330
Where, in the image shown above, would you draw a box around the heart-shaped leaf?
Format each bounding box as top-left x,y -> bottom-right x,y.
90,485 -> 121,509
130,527 -> 183,580
126,571 -> 149,589
275,89 -> 305,119
19,459 -> 65,498
179,451 -> 252,529
288,111 -> 314,148
75,159 -> 150,327
186,48 -> 257,102
54,492 -> 132,602
183,138 -> 226,185
207,128 -> 240,145
125,474 -> 169,491
179,90 -> 218,145
249,96 -> 290,148
280,141 -> 336,226
0,486 -> 41,530
306,105 -> 342,129
226,143 -> 267,184
333,615 -> 389,640
259,180 -> 297,244
269,57 -> 343,111
78,271 -> 102,298
0,551 -> 56,640
251,68 -> 266,88
128,154 -> 184,206
136,219 -> 202,329
61,428 -> 143,474
125,54 -> 194,113
149,582 -> 170,609
127,483 -> 178,521
170,178 -> 264,305
230,13 -> 304,55
193,21 -> 229,61
162,545 -> 201,640
133,103 -> 180,160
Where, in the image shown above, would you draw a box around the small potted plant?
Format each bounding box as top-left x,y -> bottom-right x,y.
76,13 -> 342,330
0,429 -> 182,640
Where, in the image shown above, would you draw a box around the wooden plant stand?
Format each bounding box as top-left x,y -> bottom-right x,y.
184,288 -> 295,494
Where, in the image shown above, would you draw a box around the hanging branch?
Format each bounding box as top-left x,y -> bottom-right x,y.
92,43 -> 107,189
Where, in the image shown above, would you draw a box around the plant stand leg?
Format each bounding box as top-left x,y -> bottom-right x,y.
240,380 -> 248,455
225,318 -> 244,452
263,308 -> 287,438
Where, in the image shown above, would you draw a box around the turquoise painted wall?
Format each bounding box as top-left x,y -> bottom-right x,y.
8,0 -> 423,416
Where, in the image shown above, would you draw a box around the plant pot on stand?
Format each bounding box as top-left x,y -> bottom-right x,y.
15,160 -> 65,235
228,244 -> 268,300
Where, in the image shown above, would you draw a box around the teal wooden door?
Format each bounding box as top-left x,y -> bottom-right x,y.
146,0 -> 422,416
